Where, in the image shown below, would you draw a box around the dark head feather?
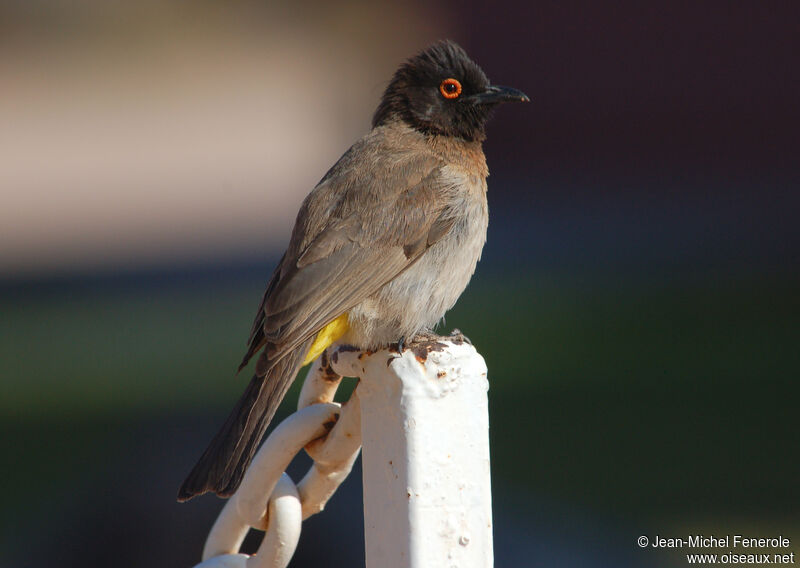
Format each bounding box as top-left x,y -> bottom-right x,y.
372,40 -> 494,141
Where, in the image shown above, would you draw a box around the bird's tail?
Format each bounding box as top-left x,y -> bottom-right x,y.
177,338 -> 313,501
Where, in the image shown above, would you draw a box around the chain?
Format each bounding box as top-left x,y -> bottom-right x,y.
193,347 -> 363,568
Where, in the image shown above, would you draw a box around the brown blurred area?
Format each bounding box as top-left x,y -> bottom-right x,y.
0,0 -> 449,275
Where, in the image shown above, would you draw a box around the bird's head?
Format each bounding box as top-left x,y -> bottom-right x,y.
372,40 -> 529,142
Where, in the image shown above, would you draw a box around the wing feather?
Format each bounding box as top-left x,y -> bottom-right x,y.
248,163 -> 459,371
240,127 -> 468,375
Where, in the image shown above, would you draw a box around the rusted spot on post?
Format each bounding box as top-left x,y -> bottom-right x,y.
357,349 -> 375,360
318,351 -> 342,382
411,340 -> 447,363
331,344 -> 359,365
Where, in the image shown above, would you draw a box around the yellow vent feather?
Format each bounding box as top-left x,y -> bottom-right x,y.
302,312 -> 350,366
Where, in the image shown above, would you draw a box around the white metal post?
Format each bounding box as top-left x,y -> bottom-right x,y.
331,340 -> 493,568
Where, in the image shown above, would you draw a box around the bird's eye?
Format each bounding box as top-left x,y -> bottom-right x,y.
439,78 -> 462,99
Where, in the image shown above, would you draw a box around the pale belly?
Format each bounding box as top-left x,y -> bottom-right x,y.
344,194 -> 488,349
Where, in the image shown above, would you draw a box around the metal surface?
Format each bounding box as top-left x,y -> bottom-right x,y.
332,341 -> 493,568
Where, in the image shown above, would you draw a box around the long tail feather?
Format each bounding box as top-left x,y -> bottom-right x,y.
177,338 -> 313,501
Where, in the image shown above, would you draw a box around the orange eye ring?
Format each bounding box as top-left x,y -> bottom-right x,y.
439,78 -> 462,99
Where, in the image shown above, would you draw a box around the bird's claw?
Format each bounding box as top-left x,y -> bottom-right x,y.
448,328 -> 472,345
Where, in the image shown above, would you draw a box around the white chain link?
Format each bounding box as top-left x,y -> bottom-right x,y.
193,347 -> 362,568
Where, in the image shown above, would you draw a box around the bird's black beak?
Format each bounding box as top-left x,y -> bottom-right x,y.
462,85 -> 530,105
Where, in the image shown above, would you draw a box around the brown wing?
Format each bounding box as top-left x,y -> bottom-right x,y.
240,154 -> 461,373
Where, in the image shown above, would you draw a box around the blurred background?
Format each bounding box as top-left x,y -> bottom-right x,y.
1,1 -> 798,566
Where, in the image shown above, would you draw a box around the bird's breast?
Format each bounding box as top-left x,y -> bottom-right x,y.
346,169 -> 488,349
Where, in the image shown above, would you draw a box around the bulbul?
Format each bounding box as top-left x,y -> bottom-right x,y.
178,40 -> 528,501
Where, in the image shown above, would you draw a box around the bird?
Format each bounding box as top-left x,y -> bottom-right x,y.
178,39 -> 528,501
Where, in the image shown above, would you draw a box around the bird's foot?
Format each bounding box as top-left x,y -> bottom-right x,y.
394,329 -> 473,350
390,331 -> 434,353
387,330 -> 474,364
392,330 -> 438,352
395,331 -> 448,362
405,329 -> 471,346
398,329 -> 469,352
447,328 -> 472,345
408,330 -> 442,344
